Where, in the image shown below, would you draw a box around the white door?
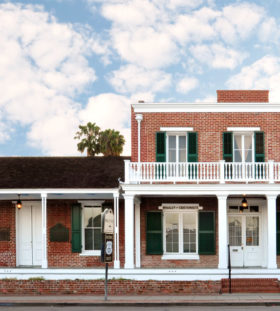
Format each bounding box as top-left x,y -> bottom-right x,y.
17,203 -> 42,266
228,214 -> 261,267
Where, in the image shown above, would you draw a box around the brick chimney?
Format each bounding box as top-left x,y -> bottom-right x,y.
217,90 -> 269,103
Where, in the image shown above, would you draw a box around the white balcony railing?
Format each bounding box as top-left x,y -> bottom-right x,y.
124,160 -> 278,184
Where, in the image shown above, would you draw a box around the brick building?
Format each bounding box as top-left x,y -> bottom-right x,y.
1,90 -> 280,294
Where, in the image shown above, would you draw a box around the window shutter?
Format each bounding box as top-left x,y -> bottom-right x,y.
277,212 -> 280,255
188,132 -> 198,162
223,132 -> 233,162
71,203 -> 82,253
255,132 -> 265,162
146,211 -> 163,255
156,132 -> 166,162
198,211 -> 215,255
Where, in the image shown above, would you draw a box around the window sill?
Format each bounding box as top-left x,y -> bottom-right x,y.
80,251 -> 101,256
161,254 -> 199,260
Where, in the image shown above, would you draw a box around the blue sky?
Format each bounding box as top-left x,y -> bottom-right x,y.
0,0 -> 280,156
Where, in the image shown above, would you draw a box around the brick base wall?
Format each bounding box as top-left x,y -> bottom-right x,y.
0,279 -> 221,295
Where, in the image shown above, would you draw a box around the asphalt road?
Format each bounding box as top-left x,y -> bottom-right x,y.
1,307 -> 280,311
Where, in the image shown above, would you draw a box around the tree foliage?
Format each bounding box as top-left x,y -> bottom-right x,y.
74,123 -> 125,156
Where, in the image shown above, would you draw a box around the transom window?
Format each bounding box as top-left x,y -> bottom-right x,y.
167,134 -> 187,162
233,133 -> 254,162
164,211 -> 197,255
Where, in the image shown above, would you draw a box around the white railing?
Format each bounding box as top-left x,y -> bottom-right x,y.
125,160 -> 279,184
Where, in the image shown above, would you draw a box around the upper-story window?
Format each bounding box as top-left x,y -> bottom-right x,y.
167,135 -> 187,162
233,133 -> 253,163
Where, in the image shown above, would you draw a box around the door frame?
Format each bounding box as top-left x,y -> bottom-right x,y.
16,201 -> 41,267
227,198 -> 265,267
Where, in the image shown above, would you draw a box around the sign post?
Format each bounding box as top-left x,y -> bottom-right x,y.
101,208 -> 114,301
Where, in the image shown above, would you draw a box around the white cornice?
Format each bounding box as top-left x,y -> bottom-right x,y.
0,188 -> 119,194
132,102 -> 280,113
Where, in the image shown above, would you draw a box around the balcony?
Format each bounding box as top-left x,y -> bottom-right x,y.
124,160 -> 280,184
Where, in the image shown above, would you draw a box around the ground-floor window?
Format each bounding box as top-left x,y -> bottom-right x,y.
164,211 -> 198,255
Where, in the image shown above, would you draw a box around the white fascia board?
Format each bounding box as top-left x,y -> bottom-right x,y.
132,102 -> 280,113
160,127 -> 193,132
121,183 -> 280,196
0,188 -> 119,194
227,127 -> 260,132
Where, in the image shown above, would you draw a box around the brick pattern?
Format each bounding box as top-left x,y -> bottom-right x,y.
0,279 -> 221,295
221,278 -> 280,293
140,197 -> 218,268
217,90 -> 269,103
0,202 -> 15,267
131,110 -> 280,163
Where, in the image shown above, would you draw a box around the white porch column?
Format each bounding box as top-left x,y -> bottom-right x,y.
41,193 -> 48,269
218,194 -> 228,269
135,114 -> 143,162
135,198 -> 141,268
113,193 -> 120,269
267,194 -> 277,269
124,194 -> 135,269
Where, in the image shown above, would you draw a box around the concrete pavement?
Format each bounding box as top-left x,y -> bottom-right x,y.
0,294 -> 280,306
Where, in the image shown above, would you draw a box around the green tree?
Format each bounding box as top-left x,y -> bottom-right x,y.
100,129 -> 125,156
74,122 -> 101,156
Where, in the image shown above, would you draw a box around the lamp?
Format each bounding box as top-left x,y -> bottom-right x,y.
16,194 -> 22,209
240,196 -> 248,213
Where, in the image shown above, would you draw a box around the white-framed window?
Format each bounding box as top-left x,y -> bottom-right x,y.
163,210 -> 199,260
80,201 -> 104,256
233,133 -> 254,163
167,134 -> 187,163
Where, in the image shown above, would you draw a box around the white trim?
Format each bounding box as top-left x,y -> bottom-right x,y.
0,189 -> 119,194
78,200 -> 104,206
160,127 -> 193,132
132,102 -> 280,113
162,254 -> 199,260
79,251 -> 101,256
228,127 -> 260,132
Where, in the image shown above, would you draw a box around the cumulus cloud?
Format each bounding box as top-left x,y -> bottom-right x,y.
109,65 -> 171,94
176,77 -> 198,94
0,3 -> 100,155
226,56 -> 280,102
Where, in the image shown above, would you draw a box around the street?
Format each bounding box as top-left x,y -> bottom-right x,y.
1,306 -> 280,311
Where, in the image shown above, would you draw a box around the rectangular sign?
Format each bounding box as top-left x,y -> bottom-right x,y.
101,233 -> 113,263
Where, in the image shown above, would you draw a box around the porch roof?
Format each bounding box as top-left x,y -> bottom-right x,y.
0,156 -> 129,189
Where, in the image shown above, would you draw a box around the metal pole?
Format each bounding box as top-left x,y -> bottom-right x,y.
105,263 -> 108,301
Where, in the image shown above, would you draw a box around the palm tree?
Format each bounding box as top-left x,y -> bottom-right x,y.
100,129 -> 125,156
74,122 -> 101,156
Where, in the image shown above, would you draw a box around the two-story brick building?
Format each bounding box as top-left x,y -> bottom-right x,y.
1,90 -> 280,294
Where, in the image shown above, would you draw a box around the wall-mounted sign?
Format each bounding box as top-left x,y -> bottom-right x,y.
101,233 -> 114,263
158,204 -> 203,211
102,208 -> 114,234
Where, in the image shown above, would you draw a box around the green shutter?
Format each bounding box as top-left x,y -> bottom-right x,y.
71,203 -> 82,253
255,132 -> 265,162
277,212 -> 280,255
156,132 -> 166,162
146,211 -> 163,255
223,132 -> 233,162
199,211 -> 215,255
188,132 -> 198,162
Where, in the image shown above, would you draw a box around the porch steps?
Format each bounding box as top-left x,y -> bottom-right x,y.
221,278 -> 280,293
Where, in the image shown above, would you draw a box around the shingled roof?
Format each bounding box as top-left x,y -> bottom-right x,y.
0,156 -> 129,189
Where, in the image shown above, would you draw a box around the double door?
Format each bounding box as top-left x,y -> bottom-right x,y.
228,214 -> 262,267
17,203 -> 42,266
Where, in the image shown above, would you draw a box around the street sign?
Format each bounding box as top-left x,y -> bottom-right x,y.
101,233 -> 113,263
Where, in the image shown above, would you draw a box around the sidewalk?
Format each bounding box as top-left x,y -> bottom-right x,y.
0,294 -> 280,306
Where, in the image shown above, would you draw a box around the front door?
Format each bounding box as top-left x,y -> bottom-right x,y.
17,203 -> 42,266
228,214 -> 262,267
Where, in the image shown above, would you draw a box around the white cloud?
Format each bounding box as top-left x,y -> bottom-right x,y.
226,55 -> 280,102
109,65 -> 171,94
79,93 -> 131,155
176,77 -> 198,94
190,44 -> 247,69
0,3 -> 100,155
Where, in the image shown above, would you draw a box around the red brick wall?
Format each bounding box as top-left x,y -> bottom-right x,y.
131,110 -> 280,162
217,90 -> 269,103
0,202 -> 16,267
140,197 -> 218,268
0,279 -> 221,295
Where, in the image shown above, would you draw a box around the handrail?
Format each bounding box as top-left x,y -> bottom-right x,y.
228,244 -> 232,294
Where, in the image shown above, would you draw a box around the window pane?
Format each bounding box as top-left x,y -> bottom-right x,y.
179,136 -> 186,149
245,149 -> 252,162
169,150 -> 176,162
169,136 -> 176,149
84,207 -> 101,227
94,228 -> 101,250
183,213 -> 196,253
234,135 -> 242,150
246,216 -> 259,246
179,150 -> 186,162
165,213 -> 179,253
244,135 -> 252,150
85,228 -> 93,250
228,217 -> 242,246
234,150 -> 242,162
